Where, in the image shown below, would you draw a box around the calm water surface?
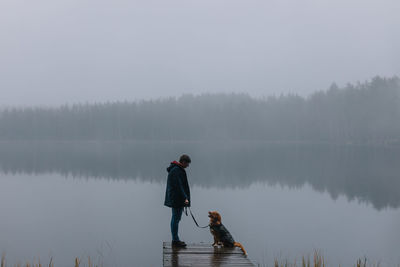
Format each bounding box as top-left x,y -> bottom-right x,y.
0,141 -> 399,266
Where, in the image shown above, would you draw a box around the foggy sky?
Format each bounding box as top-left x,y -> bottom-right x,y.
0,0 -> 399,106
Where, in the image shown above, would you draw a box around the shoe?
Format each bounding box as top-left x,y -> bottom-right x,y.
172,240 -> 187,247
178,241 -> 186,246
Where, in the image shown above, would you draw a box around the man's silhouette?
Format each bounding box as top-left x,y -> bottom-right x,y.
164,154 -> 191,247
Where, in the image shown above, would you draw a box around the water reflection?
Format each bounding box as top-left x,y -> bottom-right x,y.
0,141 -> 398,210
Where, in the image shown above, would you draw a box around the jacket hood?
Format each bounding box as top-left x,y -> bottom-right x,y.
167,161 -> 184,172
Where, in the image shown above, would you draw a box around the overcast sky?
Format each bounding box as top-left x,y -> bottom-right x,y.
0,0 -> 399,106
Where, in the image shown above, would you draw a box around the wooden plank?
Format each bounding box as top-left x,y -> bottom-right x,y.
164,247 -> 243,254
163,242 -> 255,267
163,242 -> 243,251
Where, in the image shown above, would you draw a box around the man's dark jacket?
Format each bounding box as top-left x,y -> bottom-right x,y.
164,161 -> 191,208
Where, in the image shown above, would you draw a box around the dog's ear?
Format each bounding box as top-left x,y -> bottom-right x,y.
216,213 -> 221,223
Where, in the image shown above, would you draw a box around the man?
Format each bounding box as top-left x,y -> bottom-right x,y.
164,154 -> 191,247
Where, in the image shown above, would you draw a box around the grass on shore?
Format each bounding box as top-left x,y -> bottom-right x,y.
266,251 -> 394,267
2,251 -> 399,267
1,254 -> 101,267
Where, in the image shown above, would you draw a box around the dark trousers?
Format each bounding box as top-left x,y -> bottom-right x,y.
170,207 -> 183,241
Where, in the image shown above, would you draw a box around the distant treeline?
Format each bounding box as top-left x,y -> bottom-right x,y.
0,76 -> 399,142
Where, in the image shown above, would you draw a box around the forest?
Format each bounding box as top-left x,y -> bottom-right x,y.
0,76 -> 399,143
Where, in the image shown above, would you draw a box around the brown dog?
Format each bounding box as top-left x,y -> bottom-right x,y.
208,211 -> 247,255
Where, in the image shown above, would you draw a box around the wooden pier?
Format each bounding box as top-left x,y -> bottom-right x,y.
163,242 -> 256,267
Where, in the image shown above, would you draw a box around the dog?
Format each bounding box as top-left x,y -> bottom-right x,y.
208,211 -> 247,255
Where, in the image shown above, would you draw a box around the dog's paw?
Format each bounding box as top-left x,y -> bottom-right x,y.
212,243 -> 218,247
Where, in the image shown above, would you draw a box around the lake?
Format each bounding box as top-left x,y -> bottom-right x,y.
0,141 -> 399,266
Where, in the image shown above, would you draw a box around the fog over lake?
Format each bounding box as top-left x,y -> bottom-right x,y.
0,141 -> 399,266
1,0 -> 399,106
1,0 -> 399,265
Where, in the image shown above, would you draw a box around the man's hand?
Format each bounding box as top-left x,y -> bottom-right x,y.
184,199 -> 189,205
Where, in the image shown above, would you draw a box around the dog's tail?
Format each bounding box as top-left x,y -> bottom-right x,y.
233,242 -> 247,255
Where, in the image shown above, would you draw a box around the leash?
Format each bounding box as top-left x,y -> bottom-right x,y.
184,206 -> 210,229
